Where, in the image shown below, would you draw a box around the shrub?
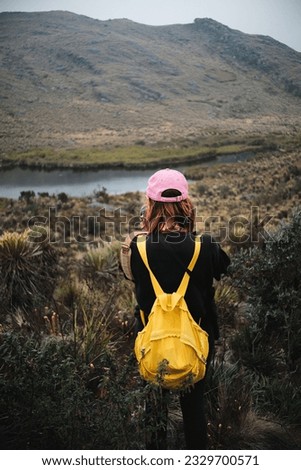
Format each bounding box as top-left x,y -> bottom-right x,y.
57,192 -> 68,203
229,209 -> 301,374
0,332 -> 97,449
205,361 -> 296,449
227,209 -> 301,432
19,190 -> 35,204
0,229 -> 60,327
0,332 -> 156,450
252,374 -> 301,428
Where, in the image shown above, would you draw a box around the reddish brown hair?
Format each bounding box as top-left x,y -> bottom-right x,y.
144,197 -> 195,233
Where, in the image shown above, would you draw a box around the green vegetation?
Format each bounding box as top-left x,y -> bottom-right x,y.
229,209 -> 301,423
3,132 -> 301,169
4,143 -> 251,168
0,332 -> 148,450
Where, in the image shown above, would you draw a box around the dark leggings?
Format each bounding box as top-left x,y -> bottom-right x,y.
145,378 -> 208,450
145,338 -> 214,450
180,379 -> 207,449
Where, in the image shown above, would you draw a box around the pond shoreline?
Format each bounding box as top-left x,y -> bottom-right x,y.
0,147 -> 262,172
0,152 -> 217,171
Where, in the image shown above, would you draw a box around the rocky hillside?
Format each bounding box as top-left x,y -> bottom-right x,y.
0,11 -> 301,154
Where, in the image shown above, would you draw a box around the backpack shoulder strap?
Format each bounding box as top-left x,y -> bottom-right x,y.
136,237 -> 164,297
177,236 -> 201,297
136,235 -> 201,298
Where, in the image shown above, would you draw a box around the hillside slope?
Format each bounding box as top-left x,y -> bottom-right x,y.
0,11 -> 300,153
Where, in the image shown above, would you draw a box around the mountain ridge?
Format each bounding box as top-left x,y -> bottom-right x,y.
0,11 -> 300,154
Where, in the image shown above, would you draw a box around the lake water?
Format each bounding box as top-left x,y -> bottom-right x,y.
0,167 -> 154,199
0,152 -> 254,199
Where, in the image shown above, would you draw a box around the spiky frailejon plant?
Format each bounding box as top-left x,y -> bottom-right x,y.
0,228 -> 59,327
79,242 -> 120,291
53,276 -> 81,311
51,280 -> 114,361
72,286 -> 120,364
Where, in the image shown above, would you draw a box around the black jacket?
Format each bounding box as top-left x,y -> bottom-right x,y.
130,231 -> 230,340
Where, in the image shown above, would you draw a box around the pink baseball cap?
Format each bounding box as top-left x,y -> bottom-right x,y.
146,168 -> 189,202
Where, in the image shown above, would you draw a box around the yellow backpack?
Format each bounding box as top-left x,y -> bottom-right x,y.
134,236 -> 209,390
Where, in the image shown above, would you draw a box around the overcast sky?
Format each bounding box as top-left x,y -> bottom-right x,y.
0,0 -> 300,52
